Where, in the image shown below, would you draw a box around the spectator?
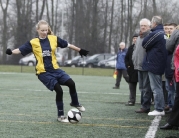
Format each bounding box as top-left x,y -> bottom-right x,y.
160,24 -> 179,129
160,44 -> 179,130
163,23 -> 170,38
132,18 -> 152,113
166,25 -> 179,69
168,23 -> 177,36
142,16 -> 167,116
125,33 -> 138,106
164,23 -> 177,113
113,42 -> 129,89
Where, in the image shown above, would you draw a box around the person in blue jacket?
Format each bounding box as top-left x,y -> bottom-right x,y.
113,42 -> 129,89
142,16 -> 167,116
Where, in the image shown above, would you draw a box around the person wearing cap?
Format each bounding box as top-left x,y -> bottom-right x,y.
125,33 -> 138,106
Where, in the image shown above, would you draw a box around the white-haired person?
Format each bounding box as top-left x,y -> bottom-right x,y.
132,18 -> 152,113
113,42 -> 129,89
6,20 -> 89,123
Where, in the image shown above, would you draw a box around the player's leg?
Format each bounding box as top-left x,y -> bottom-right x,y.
64,78 -> 85,112
38,72 -> 68,122
54,83 -> 69,122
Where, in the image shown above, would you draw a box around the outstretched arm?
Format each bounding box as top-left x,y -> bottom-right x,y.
68,44 -> 81,52
68,44 -> 89,57
6,48 -> 21,55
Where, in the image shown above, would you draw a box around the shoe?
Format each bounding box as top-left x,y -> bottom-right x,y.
165,106 -> 170,111
70,103 -> 85,112
160,123 -> 178,130
125,102 -> 135,106
135,108 -> 150,113
57,116 -> 69,123
148,110 -> 165,116
113,86 -> 119,89
165,108 -> 172,114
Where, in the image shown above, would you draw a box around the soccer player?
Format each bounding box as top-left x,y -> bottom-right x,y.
6,20 -> 89,123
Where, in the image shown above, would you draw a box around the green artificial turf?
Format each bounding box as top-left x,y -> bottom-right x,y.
0,72 -> 178,138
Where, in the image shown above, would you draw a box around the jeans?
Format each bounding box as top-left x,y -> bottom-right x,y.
138,71 -> 151,110
165,78 -> 175,108
148,72 -> 165,112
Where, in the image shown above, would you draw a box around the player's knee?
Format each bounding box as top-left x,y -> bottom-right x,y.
65,79 -> 76,88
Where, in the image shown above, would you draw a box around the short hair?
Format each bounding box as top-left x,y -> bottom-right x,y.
139,18 -> 151,26
169,23 -> 177,27
119,42 -> 125,46
163,23 -> 170,26
152,16 -> 163,25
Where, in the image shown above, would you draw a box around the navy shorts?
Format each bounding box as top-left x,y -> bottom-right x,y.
38,69 -> 71,91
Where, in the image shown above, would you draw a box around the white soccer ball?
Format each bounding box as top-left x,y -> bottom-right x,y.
67,108 -> 82,123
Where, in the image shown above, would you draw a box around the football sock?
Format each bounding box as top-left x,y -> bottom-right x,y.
56,101 -> 64,117
70,93 -> 79,105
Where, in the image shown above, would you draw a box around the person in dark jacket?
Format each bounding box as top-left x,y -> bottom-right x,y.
164,23 -> 177,113
142,16 -> 167,116
125,33 -> 138,106
113,42 -> 129,89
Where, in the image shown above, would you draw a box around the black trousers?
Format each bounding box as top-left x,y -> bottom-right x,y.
128,82 -> 137,103
168,82 -> 179,126
115,69 -> 129,87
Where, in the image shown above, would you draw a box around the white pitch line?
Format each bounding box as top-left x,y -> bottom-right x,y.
0,88 -> 141,95
145,116 -> 162,138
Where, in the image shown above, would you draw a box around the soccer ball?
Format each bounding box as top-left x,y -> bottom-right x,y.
67,108 -> 82,123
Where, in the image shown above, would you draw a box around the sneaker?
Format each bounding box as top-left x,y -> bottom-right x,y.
113,86 -> 119,89
165,108 -> 172,114
148,110 -> 165,116
135,108 -> 150,113
57,116 -> 69,123
164,106 -> 170,111
125,102 -> 135,106
70,103 -> 85,112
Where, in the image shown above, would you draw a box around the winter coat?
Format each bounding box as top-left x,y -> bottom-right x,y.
165,51 -> 174,79
174,45 -> 179,82
116,48 -> 127,70
166,29 -> 179,69
142,24 -> 167,75
125,44 -> 138,82
132,30 -> 150,71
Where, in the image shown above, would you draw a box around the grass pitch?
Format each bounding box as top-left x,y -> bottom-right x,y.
0,72 -> 178,138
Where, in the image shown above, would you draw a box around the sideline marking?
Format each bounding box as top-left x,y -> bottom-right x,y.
0,88 -> 141,96
145,116 -> 161,138
0,119 -> 147,129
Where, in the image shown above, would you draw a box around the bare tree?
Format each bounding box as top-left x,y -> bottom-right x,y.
152,0 -> 157,15
0,0 -> 10,64
108,0 -> 114,53
11,0 -> 34,64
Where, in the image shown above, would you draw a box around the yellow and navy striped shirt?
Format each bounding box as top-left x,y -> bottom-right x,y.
19,35 -> 68,74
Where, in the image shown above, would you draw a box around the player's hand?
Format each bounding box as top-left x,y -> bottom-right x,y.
79,49 -> 89,57
6,49 -> 12,55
